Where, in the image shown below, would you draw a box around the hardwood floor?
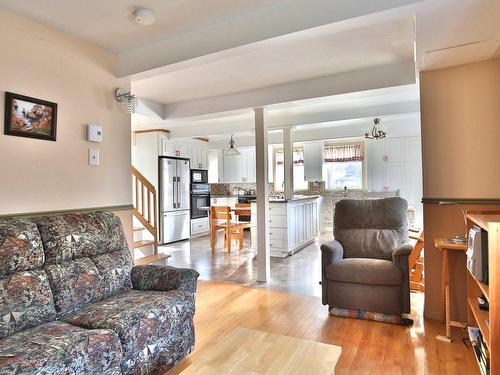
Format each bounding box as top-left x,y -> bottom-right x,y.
160,231 -> 325,297
168,280 -> 478,375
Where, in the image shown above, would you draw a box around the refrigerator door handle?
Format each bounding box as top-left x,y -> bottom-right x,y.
177,176 -> 181,208
172,176 -> 177,209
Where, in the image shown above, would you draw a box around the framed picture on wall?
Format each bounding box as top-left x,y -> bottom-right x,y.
4,92 -> 57,141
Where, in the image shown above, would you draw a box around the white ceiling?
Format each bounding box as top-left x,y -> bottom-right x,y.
0,0 -> 276,53
2,0 -> 499,142
131,18 -> 414,103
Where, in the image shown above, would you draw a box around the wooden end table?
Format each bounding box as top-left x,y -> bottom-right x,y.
434,238 -> 468,342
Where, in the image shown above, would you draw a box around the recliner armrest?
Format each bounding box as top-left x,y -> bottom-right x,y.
131,265 -> 200,293
320,240 -> 344,306
392,243 -> 413,269
321,240 -> 344,263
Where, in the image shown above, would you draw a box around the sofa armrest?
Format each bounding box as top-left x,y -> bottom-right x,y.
392,243 -> 413,270
131,265 -> 200,293
320,240 -> 344,305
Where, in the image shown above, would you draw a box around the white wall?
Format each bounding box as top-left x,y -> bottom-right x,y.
0,10 -> 132,215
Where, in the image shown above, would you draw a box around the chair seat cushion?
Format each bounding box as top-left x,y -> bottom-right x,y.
326,258 -> 402,285
0,321 -> 122,374
63,289 -> 195,359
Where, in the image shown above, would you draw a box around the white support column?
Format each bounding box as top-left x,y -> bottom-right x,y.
283,127 -> 294,200
254,107 -> 270,282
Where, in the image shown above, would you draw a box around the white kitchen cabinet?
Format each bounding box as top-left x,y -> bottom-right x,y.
208,149 -> 220,183
251,197 -> 319,258
161,139 -> 177,157
387,162 -> 404,192
161,139 -> 208,169
190,145 -> 209,170
241,148 -> 256,182
366,136 -> 423,227
303,142 -> 323,181
190,217 -> 209,237
223,153 -> 242,183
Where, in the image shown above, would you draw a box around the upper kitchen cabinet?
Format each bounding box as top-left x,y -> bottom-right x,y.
190,144 -> 209,170
160,138 -> 208,169
208,149 -> 223,183
365,136 -> 422,209
303,141 -> 324,181
223,152 -> 243,183
240,147 -> 256,182
216,147 -> 257,183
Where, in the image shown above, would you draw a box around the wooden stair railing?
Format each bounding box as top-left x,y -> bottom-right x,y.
131,166 -> 158,253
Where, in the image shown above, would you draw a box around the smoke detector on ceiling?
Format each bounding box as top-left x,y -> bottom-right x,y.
133,8 -> 155,26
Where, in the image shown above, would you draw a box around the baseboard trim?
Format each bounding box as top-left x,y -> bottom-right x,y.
422,197 -> 500,204
0,204 -> 133,218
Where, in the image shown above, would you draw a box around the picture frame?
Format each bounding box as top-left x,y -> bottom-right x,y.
4,92 -> 57,141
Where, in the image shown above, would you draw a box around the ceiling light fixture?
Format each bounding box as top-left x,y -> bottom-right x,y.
225,135 -> 241,156
364,117 -> 386,140
133,8 -> 156,26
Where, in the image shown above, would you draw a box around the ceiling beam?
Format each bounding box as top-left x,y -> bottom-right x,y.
117,0 -> 422,78
206,113 -> 421,148
162,61 -> 415,120
162,99 -> 419,138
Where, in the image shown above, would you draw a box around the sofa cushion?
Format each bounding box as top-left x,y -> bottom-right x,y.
64,289 -> 196,359
0,269 -> 56,339
91,249 -> 133,299
44,257 -> 102,315
0,218 -> 45,278
35,211 -> 129,264
0,321 -> 122,374
326,258 -> 402,285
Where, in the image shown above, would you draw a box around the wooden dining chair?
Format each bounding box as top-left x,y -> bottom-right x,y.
409,229 -> 425,292
232,203 -> 252,247
209,205 -> 250,253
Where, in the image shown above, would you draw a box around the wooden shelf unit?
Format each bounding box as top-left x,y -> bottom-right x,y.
466,212 -> 500,375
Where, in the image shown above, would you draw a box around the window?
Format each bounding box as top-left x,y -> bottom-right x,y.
323,144 -> 363,190
274,148 -> 309,191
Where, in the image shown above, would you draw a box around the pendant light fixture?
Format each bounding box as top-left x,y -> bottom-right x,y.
364,117 -> 386,140
225,135 -> 241,156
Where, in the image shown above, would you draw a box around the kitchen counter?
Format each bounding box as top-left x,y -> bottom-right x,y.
250,196 -> 320,258
210,194 -> 257,198
248,195 -> 320,203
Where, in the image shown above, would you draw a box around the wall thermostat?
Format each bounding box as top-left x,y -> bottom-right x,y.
86,124 -> 102,143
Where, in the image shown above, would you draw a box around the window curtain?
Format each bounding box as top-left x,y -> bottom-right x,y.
324,144 -> 363,163
276,149 -> 304,165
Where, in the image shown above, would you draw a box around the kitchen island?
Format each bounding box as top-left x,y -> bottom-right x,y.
250,195 -> 321,258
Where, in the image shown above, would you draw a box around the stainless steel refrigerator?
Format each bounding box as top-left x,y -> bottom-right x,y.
159,157 -> 190,244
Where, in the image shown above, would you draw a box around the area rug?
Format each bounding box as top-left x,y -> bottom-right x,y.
330,307 -> 413,325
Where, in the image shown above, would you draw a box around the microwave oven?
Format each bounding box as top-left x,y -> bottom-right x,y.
191,169 -> 208,183
466,225 -> 488,284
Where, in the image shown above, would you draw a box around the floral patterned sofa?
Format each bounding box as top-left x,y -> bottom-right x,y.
0,211 -> 199,374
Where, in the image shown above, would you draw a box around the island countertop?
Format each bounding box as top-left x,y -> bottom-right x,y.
249,195 -> 320,203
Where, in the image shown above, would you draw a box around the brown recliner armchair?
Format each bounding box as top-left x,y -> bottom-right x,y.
321,197 -> 412,315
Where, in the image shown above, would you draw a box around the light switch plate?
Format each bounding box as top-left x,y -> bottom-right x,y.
86,124 -> 103,143
89,149 -> 100,166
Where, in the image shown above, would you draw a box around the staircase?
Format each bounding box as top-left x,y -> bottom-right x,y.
131,166 -> 170,266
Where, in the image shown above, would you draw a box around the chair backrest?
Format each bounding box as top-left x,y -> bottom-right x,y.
234,203 -> 250,218
210,206 -> 232,227
333,197 -> 409,260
